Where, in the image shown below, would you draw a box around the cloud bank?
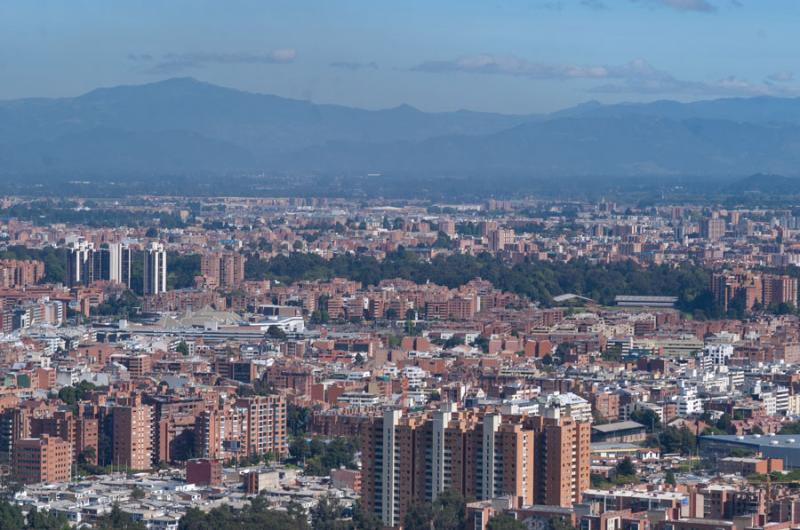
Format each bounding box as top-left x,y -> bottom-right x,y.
129,49 -> 297,74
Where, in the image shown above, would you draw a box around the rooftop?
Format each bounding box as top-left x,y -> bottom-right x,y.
592,421 -> 646,433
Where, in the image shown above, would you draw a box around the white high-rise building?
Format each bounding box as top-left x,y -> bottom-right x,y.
107,242 -> 132,287
65,238 -> 94,287
143,242 -> 167,295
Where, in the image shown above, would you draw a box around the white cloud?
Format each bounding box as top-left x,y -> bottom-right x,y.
634,0 -> 717,11
330,61 -> 379,71
414,54 -> 623,79
129,49 -> 297,74
768,71 -> 794,83
413,53 -> 800,98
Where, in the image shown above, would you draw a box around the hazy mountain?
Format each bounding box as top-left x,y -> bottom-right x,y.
725,173 -> 800,194
3,77 -> 800,178
550,96 -> 800,125
0,77 -> 530,174
288,117 -> 800,177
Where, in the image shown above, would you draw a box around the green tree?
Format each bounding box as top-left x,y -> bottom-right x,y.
404,490 -> 466,530
665,469 -> 677,486
176,340 -> 190,356
779,421 -> 800,435
616,457 -> 636,478
130,487 -> 146,500
310,495 -> 343,530
433,231 -> 452,249
629,408 -> 660,432
267,326 -> 287,340
287,404 -> 311,437
404,502 -> 434,530
351,500 -> 382,530
657,426 -> 697,455
25,505 -> 70,529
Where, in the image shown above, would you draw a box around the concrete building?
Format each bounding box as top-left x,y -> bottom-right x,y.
591,421 -> 647,444
65,238 -> 94,287
144,242 -> 167,295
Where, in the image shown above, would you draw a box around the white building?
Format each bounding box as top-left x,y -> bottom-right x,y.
703,343 -> 734,366
144,242 -> 167,295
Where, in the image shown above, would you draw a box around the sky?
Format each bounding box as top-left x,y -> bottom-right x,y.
0,0 -> 799,114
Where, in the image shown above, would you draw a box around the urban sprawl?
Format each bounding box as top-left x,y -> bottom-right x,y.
2,195 -> 800,530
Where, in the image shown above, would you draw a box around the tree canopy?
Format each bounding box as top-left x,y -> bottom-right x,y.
244,250 -> 713,312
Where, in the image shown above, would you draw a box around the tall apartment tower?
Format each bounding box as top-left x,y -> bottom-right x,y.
700,217 -> 726,241
65,238 -> 94,287
488,228 -> 514,252
236,395 -> 288,457
529,410 -> 591,507
107,243 -> 132,287
66,239 -> 132,288
194,409 -> 222,460
143,242 -> 167,295
112,396 -> 153,470
361,406 -> 589,527
200,251 -> 245,289
762,274 -> 798,307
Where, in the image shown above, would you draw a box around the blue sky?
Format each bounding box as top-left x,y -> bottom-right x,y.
0,0 -> 798,113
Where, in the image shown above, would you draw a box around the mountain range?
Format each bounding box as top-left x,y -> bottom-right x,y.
3,77 -> 800,180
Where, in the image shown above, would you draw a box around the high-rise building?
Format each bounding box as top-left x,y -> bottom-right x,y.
65,239 -> 132,288
65,238 -> 94,287
200,251 -> 245,289
712,270 -> 798,312
195,396 -> 288,461
361,405 -> 590,527
101,243 -> 132,287
700,217 -> 726,241
238,395 -> 288,457
112,242 -> 132,285
488,228 -> 514,252
143,242 -> 167,295
12,435 -> 72,484
0,259 -> 44,288
112,396 -> 153,470
529,411 -> 591,507
762,274 -> 798,308
30,410 -> 98,464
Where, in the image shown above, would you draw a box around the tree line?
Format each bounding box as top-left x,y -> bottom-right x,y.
245,250 -> 713,312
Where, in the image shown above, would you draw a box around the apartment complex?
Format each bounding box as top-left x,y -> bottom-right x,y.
12,435 -> 72,485
111,396 -> 153,470
711,270 -> 798,312
361,405 -> 590,527
200,251 -> 246,289
65,238 -> 132,288
195,395 -> 288,461
0,259 -> 44,288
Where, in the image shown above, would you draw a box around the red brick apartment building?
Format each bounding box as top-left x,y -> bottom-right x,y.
361,406 -> 590,527
13,435 -> 72,484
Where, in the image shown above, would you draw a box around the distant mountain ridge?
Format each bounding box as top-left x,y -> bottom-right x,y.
3,77 -> 800,178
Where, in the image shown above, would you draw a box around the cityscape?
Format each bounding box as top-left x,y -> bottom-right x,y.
4,1 -> 800,530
